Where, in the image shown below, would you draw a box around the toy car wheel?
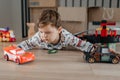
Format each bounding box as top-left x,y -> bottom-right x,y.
112,58 -> 119,64
15,58 -> 20,65
4,54 -> 9,61
88,57 -> 95,63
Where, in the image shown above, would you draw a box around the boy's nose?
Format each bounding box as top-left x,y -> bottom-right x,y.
43,33 -> 47,38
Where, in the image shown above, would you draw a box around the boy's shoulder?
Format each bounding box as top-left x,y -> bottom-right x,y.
30,31 -> 42,41
61,28 -> 72,36
34,31 -> 41,37
61,28 -> 73,42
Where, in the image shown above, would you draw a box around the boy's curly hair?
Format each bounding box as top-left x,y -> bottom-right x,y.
37,9 -> 62,29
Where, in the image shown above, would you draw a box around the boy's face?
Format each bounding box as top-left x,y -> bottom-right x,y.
38,24 -> 62,44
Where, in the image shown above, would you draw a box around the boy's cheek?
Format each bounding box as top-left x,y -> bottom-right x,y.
40,35 -> 45,41
40,34 -> 45,38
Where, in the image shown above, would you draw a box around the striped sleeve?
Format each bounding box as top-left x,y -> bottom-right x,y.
62,29 -> 93,52
17,32 -> 42,50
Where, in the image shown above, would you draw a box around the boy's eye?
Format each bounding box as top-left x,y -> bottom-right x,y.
45,32 -> 51,34
40,31 -> 43,33
40,31 -> 51,34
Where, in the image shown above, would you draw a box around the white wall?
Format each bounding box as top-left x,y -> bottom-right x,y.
0,0 -> 22,40
0,0 -> 12,27
11,0 -> 22,40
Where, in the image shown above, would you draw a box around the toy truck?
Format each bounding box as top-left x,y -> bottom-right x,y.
0,27 -> 16,42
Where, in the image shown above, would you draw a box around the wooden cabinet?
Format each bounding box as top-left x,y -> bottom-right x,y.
28,0 -> 87,34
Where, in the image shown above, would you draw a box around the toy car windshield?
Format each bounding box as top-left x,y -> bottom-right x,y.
10,49 -> 25,55
16,50 -> 25,54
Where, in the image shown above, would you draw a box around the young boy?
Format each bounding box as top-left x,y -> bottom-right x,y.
17,9 -> 94,52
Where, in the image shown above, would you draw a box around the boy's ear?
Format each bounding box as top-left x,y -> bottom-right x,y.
58,26 -> 62,33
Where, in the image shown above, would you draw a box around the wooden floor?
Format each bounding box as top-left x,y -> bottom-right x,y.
0,42 -> 120,80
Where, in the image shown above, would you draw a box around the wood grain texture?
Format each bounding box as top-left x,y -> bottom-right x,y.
0,42 -> 120,80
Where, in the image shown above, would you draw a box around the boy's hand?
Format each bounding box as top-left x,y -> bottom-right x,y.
89,44 -> 98,53
11,44 -> 17,46
82,43 -> 98,57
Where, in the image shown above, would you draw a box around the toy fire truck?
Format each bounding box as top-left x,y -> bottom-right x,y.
0,27 -> 16,42
75,20 -> 120,64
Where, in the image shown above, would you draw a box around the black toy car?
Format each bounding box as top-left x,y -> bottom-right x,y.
83,45 -> 120,64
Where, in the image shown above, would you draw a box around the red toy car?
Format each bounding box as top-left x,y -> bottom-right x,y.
3,45 -> 35,64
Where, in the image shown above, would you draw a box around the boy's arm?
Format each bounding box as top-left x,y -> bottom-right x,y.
17,32 -> 41,50
65,32 -> 94,52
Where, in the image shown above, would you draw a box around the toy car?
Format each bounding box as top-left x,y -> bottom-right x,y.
84,45 -> 120,64
3,45 -> 35,64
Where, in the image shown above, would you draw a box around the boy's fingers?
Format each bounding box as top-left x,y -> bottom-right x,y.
11,44 -> 17,46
